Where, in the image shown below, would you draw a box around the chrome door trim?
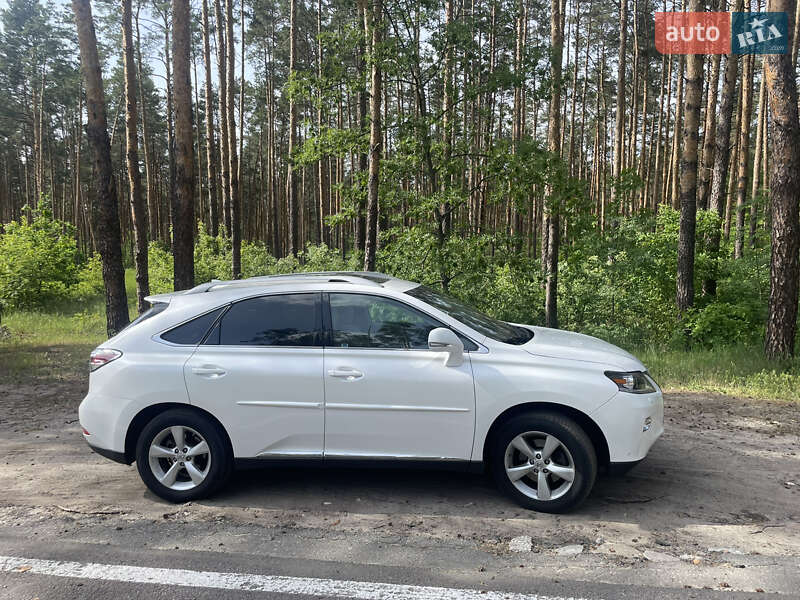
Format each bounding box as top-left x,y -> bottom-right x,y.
325,402 -> 470,413
236,400 -> 323,409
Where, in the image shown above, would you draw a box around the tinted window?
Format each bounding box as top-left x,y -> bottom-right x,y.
406,285 -> 533,345
123,302 -> 168,332
161,307 -> 225,345
329,293 -> 477,351
213,294 -> 321,347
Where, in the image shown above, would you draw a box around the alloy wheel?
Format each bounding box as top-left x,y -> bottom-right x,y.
148,426 -> 212,491
503,430 -> 575,501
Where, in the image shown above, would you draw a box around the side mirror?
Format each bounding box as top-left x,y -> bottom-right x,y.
428,327 -> 464,367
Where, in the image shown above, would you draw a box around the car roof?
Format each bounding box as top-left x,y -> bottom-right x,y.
144,271 -> 418,304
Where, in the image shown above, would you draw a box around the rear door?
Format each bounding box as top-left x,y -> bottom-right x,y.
184,292 -> 325,458
322,292 -> 476,460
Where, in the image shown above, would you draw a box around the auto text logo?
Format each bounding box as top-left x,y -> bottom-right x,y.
655,11 -> 788,54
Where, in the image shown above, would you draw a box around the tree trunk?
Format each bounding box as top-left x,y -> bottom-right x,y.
172,0 -> 195,290
697,53 -> 721,210
162,10 -> 177,247
764,0 -> 800,359
317,0 -> 328,246
123,0 -> 150,313
71,0 -> 129,335
749,60 -> 767,249
734,53 -> 754,259
226,0 -> 241,276
215,0 -> 231,236
287,0 -> 299,256
676,0 -> 703,314
612,0 -> 626,200
202,0 -> 219,237
355,22 -> 368,254
363,0 -> 382,272
704,47 -> 740,296
544,0 -> 563,328
670,55 -> 685,209
135,7 -> 156,242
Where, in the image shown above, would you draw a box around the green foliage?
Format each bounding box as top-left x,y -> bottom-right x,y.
194,229 -> 233,283
376,208 -> 769,352
147,241 -> 174,294
147,230 -> 364,293
682,303 -> 760,348
70,254 -> 105,302
0,210 -> 80,309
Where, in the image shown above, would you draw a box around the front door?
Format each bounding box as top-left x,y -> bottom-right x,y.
184,292 -> 324,459
322,292 -> 476,460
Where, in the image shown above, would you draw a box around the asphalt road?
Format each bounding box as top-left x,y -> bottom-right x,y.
0,535 -> 796,600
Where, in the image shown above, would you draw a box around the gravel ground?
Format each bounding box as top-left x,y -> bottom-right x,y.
0,380 -> 798,595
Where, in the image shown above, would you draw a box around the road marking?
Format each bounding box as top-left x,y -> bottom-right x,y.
0,554 -> 593,600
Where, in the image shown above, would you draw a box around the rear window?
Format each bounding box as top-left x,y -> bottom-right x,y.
207,293 -> 321,347
161,307 -> 226,345
123,302 -> 168,331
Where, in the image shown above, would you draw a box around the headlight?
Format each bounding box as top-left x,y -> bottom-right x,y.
605,371 -> 656,394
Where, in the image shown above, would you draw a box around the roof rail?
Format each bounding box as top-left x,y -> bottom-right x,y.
204,271 -> 390,292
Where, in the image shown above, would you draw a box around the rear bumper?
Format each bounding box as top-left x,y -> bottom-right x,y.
87,442 -> 130,465
591,390 -> 664,463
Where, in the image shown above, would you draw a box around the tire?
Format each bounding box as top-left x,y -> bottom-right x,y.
489,411 -> 597,513
135,409 -> 232,503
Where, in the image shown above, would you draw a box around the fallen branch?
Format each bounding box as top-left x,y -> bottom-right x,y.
56,505 -> 122,516
602,496 -> 655,504
750,523 -> 786,534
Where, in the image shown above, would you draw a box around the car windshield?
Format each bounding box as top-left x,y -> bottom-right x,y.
406,285 -> 533,345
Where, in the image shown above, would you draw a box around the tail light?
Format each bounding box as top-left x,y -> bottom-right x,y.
89,348 -> 122,372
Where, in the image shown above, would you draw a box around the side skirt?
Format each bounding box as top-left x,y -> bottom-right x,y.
233,456 -> 485,474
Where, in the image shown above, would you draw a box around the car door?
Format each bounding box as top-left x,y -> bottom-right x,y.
184,292 -> 324,459
322,292 -> 476,460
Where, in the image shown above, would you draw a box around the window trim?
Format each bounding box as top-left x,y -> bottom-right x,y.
322,291 -> 484,353
206,291 -> 324,349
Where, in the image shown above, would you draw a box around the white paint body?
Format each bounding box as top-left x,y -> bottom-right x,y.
79,274 -> 663,469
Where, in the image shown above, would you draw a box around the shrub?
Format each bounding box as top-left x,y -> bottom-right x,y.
194,229 -> 232,283
70,254 -> 105,301
0,211 -> 80,309
684,302 -> 762,348
147,242 -> 175,294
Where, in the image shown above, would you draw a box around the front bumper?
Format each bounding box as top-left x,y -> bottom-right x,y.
590,390 -> 664,463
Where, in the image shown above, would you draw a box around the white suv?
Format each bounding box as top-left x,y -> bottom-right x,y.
79,272 -> 663,513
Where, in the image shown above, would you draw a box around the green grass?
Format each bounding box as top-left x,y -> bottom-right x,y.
2,270 -> 800,400
640,345 -> 800,401
0,270 -> 137,383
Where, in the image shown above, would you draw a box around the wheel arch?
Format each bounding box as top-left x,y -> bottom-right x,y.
481,402 -> 610,468
124,403 -> 233,464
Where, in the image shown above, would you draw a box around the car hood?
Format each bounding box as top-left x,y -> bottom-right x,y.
518,325 -> 646,371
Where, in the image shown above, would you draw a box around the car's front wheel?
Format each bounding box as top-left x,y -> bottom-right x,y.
135,409 -> 232,502
490,412 -> 597,513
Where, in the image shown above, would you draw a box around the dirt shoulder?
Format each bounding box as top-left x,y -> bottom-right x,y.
0,382 -> 798,594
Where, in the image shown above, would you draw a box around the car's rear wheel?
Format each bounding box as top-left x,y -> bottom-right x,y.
490,412 -> 597,513
135,409 -> 231,502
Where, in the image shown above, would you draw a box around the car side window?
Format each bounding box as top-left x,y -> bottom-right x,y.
328,293 -> 477,351
161,307 -> 226,345
207,293 -> 321,347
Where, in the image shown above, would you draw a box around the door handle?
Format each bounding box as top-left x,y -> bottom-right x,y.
328,367 -> 364,381
192,365 -> 227,378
